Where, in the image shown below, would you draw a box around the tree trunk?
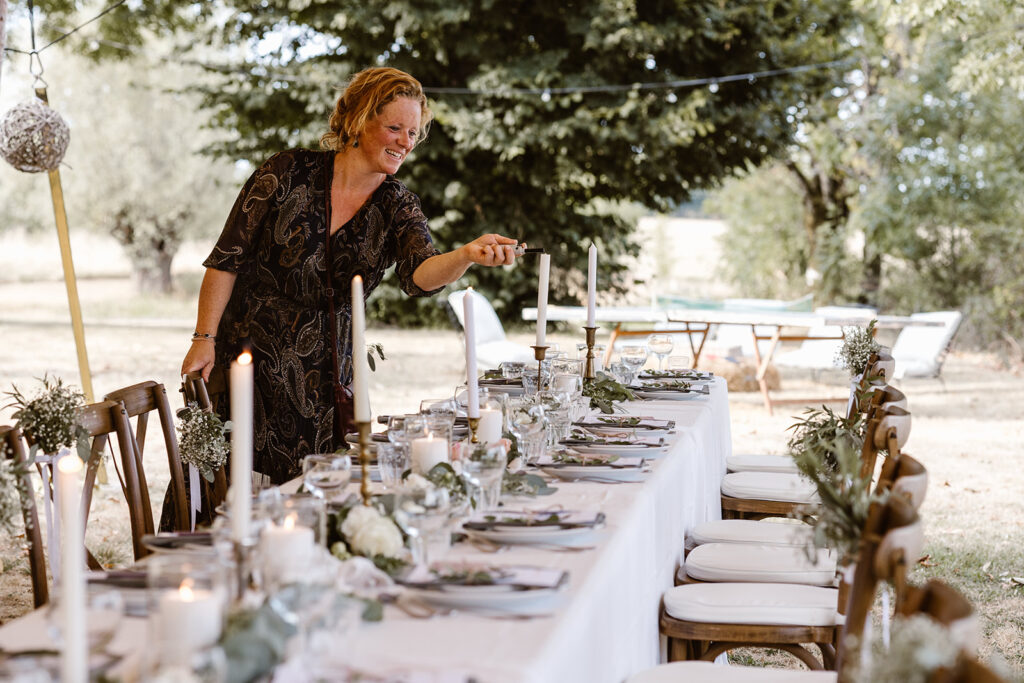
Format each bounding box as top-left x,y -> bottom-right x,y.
133,251 -> 174,294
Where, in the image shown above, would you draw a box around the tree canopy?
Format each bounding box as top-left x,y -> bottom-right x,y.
33,0 -> 856,323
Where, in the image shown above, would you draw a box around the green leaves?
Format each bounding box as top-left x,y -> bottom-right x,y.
583,372 -> 637,413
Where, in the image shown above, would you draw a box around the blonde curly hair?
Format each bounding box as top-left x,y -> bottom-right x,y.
320,67 -> 433,152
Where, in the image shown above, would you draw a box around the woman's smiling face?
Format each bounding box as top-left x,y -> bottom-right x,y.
359,97 -> 422,174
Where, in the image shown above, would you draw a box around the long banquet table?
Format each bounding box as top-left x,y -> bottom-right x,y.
0,380 -> 732,683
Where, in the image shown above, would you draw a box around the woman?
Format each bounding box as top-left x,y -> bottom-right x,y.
181,66 -> 517,484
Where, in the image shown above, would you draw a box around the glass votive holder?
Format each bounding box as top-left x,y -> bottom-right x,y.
377,443 -> 409,488
499,361 -> 526,379
257,495 -> 327,587
147,554 -> 230,668
406,415 -> 451,474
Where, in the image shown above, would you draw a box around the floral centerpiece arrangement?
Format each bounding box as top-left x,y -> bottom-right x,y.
5,374 -> 89,462
0,455 -> 30,533
836,319 -> 881,377
177,403 -> 231,482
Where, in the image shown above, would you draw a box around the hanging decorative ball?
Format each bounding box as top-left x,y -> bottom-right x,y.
0,98 -> 71,173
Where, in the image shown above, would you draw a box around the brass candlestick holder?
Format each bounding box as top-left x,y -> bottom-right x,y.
356,420 -> 372,505
583,326 -> 598,385
531,345 -> 549,392
467,416 -> 481,444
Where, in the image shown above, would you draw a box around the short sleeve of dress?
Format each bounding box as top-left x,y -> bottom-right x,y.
202,151 -> 290,273
393,188 -> 443,297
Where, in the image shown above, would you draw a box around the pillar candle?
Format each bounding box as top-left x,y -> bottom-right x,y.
477,407 -> 503,445
230,351 -> 253,542
351,275 -> 371,422
57,456 -> 86,683
156,580 -> 223,663
463,290 -> 480,418
260,514 -> 315,585
586,244 -> 597,328
535,253 -> 550,347
411,434 -> 448,474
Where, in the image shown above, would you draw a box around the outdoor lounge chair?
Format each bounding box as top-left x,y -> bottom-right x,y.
447,289 -> 535,370
890,310 -> 963,381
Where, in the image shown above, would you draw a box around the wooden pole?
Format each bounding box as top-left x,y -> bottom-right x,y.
33,87 -> 95,404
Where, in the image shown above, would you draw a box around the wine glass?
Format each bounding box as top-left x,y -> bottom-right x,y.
647,334 -> 675,372
618,344 -> 649,385
302,454 -> 352,501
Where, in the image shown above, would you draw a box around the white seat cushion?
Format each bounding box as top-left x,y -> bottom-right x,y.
685,543 -> 836,585
727,453 -> 799,474
664,582 -> 839,626
628,661 -> 837,683
689,519 -> 814,549
721,472 -> 819,503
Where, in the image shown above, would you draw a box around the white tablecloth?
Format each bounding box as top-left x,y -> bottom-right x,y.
0,380 -> 731,683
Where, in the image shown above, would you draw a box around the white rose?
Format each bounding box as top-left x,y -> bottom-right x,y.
349,516 -> 404,559
404,473 -> 433,491
340,504 -> 380,539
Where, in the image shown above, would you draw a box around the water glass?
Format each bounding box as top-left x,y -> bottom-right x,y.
506,399 -> 547,464
608,361 -> 632,386
393,484 -> 452,567
647,333 -> 675,371
619,344 -> 649,384
462,444 -> 507,511
302,454 -> 352,501
500,361 -> 525,379
535,390 -> 572,445
386,415 -> 411,444
377,443 -> 408,488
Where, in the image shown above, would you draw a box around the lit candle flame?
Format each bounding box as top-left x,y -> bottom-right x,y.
179,578 -> 195,601
283,514 -> 297,530
238,351 -> 252,365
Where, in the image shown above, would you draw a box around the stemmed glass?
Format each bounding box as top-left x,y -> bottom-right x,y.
535,390 -> 572,446
302,454 -> 352,501
647,334 -> 675,372
618,345 -> 649,385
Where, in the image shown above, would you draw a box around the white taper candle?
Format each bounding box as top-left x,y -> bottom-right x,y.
586,244 -> 597,328
535,253 -> 551,347
57,455 -> 86,683
351,275 -> 371,423
464,289 -> 480,418
230,351 -> 253,542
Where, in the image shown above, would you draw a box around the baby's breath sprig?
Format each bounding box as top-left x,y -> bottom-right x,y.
177,403 -> 231,482
5,374 -> 89,461
836,319 -> 881,377
0,453 -> 31,534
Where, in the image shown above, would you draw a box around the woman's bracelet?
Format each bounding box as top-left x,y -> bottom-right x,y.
192,332 -> 216,343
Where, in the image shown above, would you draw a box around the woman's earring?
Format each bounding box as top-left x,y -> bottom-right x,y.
352,137 -> 359,148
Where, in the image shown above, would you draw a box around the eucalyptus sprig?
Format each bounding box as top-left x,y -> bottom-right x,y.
366,343 -> 386,371
5,374 -> 89,462
836,319 -> 881,376
177,403 -> 231,482
583,372 -> 637,413
791,433 -> 879,565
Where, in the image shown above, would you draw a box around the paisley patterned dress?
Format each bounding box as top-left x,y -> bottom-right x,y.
204,148 -> 441,484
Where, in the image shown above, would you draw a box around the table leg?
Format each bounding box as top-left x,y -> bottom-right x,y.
753,327 -> 782,414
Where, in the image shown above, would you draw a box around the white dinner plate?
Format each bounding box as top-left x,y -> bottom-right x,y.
405,585 -> 565,612
633,388 -> 710,401
566,442 -> 668,457
581,425 -> 674,438
539,465 -> 647,483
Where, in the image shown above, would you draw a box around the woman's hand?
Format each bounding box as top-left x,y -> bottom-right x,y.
461,233 -> 518,267
181,341 -> 217,381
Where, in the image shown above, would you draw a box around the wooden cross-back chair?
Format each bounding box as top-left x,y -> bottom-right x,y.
103,381 -> 188,556
1,425 -> 48,607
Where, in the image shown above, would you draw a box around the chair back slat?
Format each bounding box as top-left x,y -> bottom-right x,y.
890,454 -> 929,510
105,381 -> 189,539
875,407 -> 912,450
1,425 -> 48,607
